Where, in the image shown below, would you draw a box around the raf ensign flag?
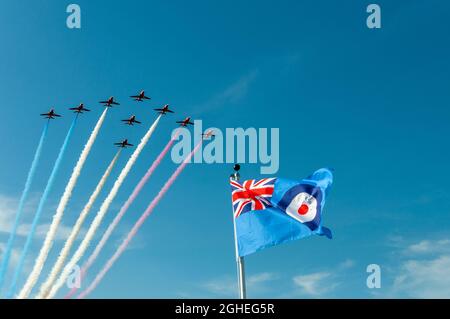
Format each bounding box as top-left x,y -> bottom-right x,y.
230,168 -> 333,257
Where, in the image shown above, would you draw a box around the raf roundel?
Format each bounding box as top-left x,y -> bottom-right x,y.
276,183 -> 323,231
285,192 -> 318,223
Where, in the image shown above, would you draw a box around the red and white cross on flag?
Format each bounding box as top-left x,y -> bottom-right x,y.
230,178 -> 276,218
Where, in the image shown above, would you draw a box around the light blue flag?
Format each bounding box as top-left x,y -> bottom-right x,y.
230,168 -> 333,257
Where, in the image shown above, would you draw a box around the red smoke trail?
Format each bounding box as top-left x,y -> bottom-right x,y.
77,140 -> 203,298
64,129 -> 180,299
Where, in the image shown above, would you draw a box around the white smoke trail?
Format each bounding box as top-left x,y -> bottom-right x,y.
47,115 -> 162,299
36,149 -> 121,299
18,109 -> 108,299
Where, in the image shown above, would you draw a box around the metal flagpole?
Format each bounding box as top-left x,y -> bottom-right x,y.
230,164 -> 246,299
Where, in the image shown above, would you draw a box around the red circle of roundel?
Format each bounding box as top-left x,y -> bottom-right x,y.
276,183 -> 323,231
298,204 -> 309,215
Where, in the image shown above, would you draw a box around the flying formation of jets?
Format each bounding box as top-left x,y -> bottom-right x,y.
176,117 -> 194,127
39,90 -> 203,149
130,90 -> 151,102
121,115 -> 142,126
40,108 -> 61,119
202,130 -> 215,139
99,96 -> 120,107
69,103 -> 90,114
114,139 -> 134,148
154,104 -> 174,115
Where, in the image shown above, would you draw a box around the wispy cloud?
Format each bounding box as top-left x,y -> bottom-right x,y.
202,258 -> 354,299
390,237 -> 450,298
202,276 -> 236,297
338,259 -> 355,270
0,193 -> 87,285
247,272 -> 277,286
0,193 -> 83,241
393,255 -> 450,298
0,243 -> 21,269
292,272 -> 338,296
193,69 -> 259,114
202,272 -> 276,297
289,258 -> 355,298
0,242 -> 33,277
0,193 -> 33,235
405,239 -> 450,255
18,223 -> 78,241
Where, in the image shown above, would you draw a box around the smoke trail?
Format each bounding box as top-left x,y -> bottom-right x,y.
48,115 -> 162,299
61,130 -> 180,299
77,140 -> 203,299
37,149 -> 121,299
7,116 -> 78,298
0,121 -> 50,291
18,110 -> 109,299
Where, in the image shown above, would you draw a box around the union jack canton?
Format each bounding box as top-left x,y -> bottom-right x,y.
230,178 -> 276,218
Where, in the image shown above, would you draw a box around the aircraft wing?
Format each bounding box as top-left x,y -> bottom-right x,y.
135,120 -> 141,124
112,101 -> 120,105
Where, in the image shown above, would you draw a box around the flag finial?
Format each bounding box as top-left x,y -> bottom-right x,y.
230,164 -> 240,181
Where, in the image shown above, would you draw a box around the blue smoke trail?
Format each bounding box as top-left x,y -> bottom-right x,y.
6,116 -> 78,298
0,121 -> 50,292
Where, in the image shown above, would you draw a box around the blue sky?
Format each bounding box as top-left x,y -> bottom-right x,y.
0,0 -> 450,298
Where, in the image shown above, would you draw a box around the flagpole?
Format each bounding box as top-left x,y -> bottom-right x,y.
230,164 -> 246,299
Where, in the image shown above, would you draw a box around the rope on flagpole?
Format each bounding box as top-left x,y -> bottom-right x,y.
230,164 -> 246,299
